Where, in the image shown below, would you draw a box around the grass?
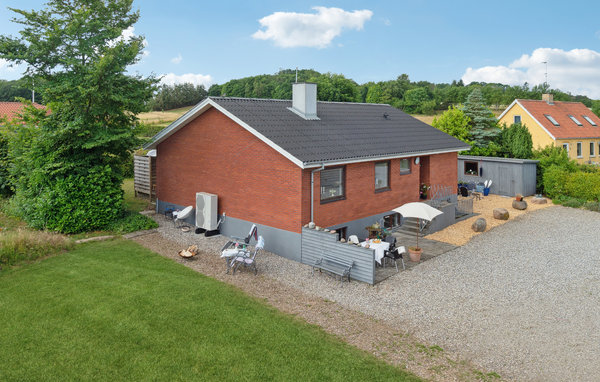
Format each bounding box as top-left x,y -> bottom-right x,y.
122,178 -> 151,213
0,239 -> 419,381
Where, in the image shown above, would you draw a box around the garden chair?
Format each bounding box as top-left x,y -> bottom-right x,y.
348,235 -> 359,244
383,236 -> 406,271
232,236 -> 265,275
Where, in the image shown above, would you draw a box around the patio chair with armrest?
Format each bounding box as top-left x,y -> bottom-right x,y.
382,236 -> 406,271
232,236 -> 265,275
220,224 -> 258,273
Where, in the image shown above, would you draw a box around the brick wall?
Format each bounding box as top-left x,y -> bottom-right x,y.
305,153 -> 458,228
156,107 -> 304,233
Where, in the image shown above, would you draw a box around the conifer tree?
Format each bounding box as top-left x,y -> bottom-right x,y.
461,88 -> 500,146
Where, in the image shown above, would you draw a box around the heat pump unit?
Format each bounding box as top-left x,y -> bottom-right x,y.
196,192 -> 218,230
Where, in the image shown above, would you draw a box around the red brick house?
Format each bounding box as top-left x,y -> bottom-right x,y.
145,83 -> 469,260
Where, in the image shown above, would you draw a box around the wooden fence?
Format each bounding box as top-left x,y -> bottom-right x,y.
134,155 -> 156,201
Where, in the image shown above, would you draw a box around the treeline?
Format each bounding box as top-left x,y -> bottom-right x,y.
149,83 -> 207,111
207,69 -> 600,115
0,78 -> 41,103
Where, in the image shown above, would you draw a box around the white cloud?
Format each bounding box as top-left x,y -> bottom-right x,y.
252,6 -> 373,48
171,54 -> 183,64
462,48 -> 600,98
160,73 -> 213,88
109,26 -> 150,56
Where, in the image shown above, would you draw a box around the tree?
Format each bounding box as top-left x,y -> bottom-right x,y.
432,106 -> 471,143
0,0 -> 156,232
150,83 -> 207,111
499,123 -> 533,159
402,87 -> 430,114
462,88 -> 500,146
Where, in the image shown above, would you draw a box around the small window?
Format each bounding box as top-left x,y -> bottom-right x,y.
320,167 -> 345,202
583,115 -> 597,126
562,143 -> 569,154
375,161 -> 390,191
464,161 -> 479,176
577,142 -> 582,158
400,158 -> 411,175
590,142 -> 595,157
383,213 -> 400,229
336,227 -> 347,241
568,115 -> 583,126
544,114 -> 560,126
513,115 -> 521,124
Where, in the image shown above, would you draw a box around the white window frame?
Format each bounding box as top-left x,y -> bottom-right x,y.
562,143 -> 569,154
513,115 -> 521,124
577,142 -> 583,158
590,142 -> 596,157
399,158 -> 411,175
374,161 -> 390,192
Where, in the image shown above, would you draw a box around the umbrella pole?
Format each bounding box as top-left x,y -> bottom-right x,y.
416,218 -> 419,249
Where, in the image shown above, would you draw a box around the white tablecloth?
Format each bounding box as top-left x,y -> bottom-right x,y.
360,240 -> 390,264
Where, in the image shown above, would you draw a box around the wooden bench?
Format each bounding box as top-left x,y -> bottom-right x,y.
312,256 -> 355,285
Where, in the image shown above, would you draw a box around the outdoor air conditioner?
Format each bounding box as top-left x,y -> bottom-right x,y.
196,192 -> 218,230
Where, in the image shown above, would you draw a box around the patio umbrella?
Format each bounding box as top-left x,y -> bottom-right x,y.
392,202 -> 443,249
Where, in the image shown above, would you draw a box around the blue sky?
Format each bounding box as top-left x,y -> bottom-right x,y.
2,1 -> 600,97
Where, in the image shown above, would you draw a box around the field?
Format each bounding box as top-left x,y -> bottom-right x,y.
0,239 -> 418,381
139,106 -> 193,125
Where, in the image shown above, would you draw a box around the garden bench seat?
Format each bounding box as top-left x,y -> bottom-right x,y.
312,256 -> 354,285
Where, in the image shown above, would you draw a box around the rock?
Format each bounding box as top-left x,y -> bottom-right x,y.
532,197 -> 548,204
512,200 -> 528,210
471,218 -> 487,232
308,222 -> 316,229
315,226 -> 321,231
340,238 -> 346,242
493,208 -> 509,220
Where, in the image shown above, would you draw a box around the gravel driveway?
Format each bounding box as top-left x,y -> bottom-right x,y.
145,206 -> 600,381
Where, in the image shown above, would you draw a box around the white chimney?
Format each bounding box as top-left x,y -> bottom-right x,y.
289,82 -> 319,120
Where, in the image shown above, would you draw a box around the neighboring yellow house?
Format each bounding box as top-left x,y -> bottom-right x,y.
498,94 -> 600,164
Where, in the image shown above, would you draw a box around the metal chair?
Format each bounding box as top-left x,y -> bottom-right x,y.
348,235 -> 359,244
383,236 -> 406,271
232,236 -> 265,275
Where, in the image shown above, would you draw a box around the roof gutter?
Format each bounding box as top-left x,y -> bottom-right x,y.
310,164 -> 325,223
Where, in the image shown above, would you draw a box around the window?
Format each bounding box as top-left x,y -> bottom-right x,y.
590,142 -> 595,157
374,161 -> 390,191
464,161 -> 479,176
582,115 -> 597,126
400,158 -> 411,175
513,115 -> 521,124
544,114 -> 560,126
562,143 -> 569,154
320,167 -> 345,202
335,227 -> 347,242
383,213 -> 400,229
568,115 -> 583,126
577,142 -> 582,158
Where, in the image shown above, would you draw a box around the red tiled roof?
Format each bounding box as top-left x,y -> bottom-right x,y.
517,99 -> 600,139
0,102 -> 46,121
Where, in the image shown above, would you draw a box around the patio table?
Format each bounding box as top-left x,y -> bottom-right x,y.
360,240 -> 390,265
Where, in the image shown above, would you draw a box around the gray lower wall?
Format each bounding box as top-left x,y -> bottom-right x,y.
301,227 -> 375,284
157,199 -> 301,261
426,202 -> 456,234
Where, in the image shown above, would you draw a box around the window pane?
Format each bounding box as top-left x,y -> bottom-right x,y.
464,161 -> 478,175
544,114 -> 560,126
320,168 -> 344,200
583,115 -> 597,126
577,142 -> 582,157
562,143 -> 569,154
514,115 -> 521,123
591,142 -> 595,156
375,162 -> 389,189
400,159 -> 411,174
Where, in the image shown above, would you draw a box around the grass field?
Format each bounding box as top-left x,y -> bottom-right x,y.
0,239 -> 419,381
139,106 -> 193,125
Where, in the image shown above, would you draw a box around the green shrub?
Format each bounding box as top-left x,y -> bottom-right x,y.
0,132 -> 12,196
532,145 -> 577,193
557,196 -> 585,208
10,165 -> 124,233
565,171 -> 600,201
542,165 -> 570,199
105,211 -> 158,234
0,229 -> 72,268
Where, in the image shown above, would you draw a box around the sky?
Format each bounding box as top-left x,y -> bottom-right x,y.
2,0 -> 600,98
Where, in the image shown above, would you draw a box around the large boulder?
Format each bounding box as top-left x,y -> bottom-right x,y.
531,196 -> 548,204
471,218 -> 487,232
512,200 -> 528,210
493,208 -> 509,220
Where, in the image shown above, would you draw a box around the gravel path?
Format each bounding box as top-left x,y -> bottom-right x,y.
138,207 -> 600,381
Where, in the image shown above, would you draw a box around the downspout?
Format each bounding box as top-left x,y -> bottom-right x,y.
310,164 -> 325,223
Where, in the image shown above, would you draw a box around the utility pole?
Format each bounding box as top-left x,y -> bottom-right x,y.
542,61 -> 548,88
32,79 -> 35,103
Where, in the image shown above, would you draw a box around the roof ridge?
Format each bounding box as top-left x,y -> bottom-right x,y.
518,99 -> 585,104
209,96 -> 392,107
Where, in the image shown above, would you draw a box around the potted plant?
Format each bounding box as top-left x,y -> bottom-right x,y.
419,183 -> 430,200
408,246 -> 422,262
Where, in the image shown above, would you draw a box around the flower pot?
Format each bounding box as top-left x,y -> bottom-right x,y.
419,194 -> 427,200
408,247 -> 422,262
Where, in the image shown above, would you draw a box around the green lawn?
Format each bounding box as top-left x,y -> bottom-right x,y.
0,240 -> 419,381
122,178 -> 150,213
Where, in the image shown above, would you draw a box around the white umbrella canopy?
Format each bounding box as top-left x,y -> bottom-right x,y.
392,202 -> 443,222
392,202 -> 443,250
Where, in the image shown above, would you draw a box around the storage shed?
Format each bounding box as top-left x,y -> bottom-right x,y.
458,155 -> 539,197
